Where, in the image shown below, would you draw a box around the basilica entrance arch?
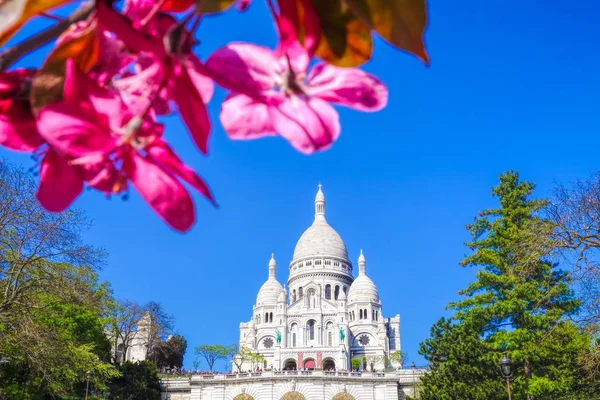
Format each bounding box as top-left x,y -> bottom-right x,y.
233,395 -> 254,400
332,393 -> 355,400
323,358 -> 336,371
280,393 -> 305,400
303,358 -> 316,370
283,359 -> 297,370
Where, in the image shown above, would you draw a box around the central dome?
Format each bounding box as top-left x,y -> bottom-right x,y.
291,185 -> 349,262
293,220 -> 349,260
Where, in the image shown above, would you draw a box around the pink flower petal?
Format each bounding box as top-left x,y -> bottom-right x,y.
146,140 -> 216,205
307,63 -> 388,112
36,149 -> 83,212
269,96 -> 340,154
184,56 -> 214,104
279,41 -> 310,76
206,43 -> 279,98
123,152 -> 195,232
82,161 -> 127,194
172,64 -> 211,154
37,101 -> 113,158
96,0 -> 165,57
64,59 -> 131,128
0,118 -> 43,152
220,93 -> 276,140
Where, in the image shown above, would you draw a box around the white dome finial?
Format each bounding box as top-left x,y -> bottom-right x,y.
315,184 -> 326,221
269,254 -> 276,278
358,249 -> 366,275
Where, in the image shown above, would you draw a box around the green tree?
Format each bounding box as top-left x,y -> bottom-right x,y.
351,358 -> 361,370
106,361 -> 161,400
388,350 -> 408,368
150,335 -> 187,369
419,171 -> 596,400
0,162 -> 118,398
194,344 -> 229,372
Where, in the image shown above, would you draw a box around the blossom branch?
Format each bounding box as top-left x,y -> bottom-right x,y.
0,2 -> 95,71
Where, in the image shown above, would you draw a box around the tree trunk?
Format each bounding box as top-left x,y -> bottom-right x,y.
524,358 -> 534,400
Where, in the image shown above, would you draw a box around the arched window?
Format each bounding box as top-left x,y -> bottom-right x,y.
270,312 -> 273,322
265,312 -> 268,322
292,333 -> 296,347
328,331 -> 332,346
325,284 -> 331,300
372,310 -> 375,320
299,287 -> 303,298
343,286 -> 347,294
359,309 -> 363,319
307,320 -> 315,340
334,285 -> 340,300
364,309 -> 368,319
292,290 -> 297,303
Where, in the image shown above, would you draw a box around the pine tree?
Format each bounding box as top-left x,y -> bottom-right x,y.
419,171 -> 595,400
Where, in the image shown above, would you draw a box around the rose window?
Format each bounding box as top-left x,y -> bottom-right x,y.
263,337 -> 274,348
359,335 -> 370,346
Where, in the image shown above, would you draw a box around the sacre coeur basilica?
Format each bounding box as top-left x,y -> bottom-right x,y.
162,186 -> 424,400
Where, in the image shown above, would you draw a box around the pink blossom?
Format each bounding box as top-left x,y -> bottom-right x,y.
36,59 -> 215,231
0,69 -> 44,152
96,1 -> 214,154
206,42 -> 388,154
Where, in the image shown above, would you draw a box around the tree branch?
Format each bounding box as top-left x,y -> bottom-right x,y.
0,1 -> 95,71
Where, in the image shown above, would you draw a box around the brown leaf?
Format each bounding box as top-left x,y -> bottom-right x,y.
0,0 -> 73,46
197,0 -> 236,13
30,20 -> 99,115
344,0 -> 429,65
311,0 -> 372,67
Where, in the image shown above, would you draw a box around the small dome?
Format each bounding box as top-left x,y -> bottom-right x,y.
277,289 -> 286,302
256,255 -> 283,306
256,279 -> 283,305
348,275 -> 379,303
348,250 -> 379,303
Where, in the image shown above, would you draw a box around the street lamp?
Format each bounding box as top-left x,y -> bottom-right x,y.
499,352 -> 512,400
411,362 -> 417,398
84,371 -> 92,400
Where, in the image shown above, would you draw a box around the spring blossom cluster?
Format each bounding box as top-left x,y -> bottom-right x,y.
0,0 -> 389,231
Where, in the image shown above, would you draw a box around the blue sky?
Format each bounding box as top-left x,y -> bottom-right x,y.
2,0 -> 599,369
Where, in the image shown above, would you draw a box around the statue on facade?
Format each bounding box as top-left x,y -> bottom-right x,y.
339,327 -> 345,341
291,379 -> 296,392
276,329 -> 282,344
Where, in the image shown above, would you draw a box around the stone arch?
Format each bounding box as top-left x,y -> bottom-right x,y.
233,395 -> 255,400
323,357 -> 336,371
303,358 -> 316,370
332,394 -> 355,400
280,393 -> 305,400
283,358 -> 297,370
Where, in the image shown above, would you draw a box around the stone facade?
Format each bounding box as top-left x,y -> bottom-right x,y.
238,187 -> 401,373
161,370 -> 425,400
161,187 -> 424,400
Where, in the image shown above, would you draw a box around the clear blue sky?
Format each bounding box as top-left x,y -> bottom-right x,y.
2,0 -> 599,370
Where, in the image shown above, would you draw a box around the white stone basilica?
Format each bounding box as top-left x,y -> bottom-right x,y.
161,187 -> 424,400
237,186 -> 401,373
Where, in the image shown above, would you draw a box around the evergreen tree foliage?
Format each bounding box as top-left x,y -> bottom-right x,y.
106,361 -> 162,400
419,171 -> 597,400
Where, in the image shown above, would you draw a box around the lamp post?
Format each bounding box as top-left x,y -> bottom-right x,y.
500,352 -> 512,400
84,370 -> 92,400
411,361 -> 417,398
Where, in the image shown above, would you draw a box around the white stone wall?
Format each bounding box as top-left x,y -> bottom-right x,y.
161,370 -> 424,400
